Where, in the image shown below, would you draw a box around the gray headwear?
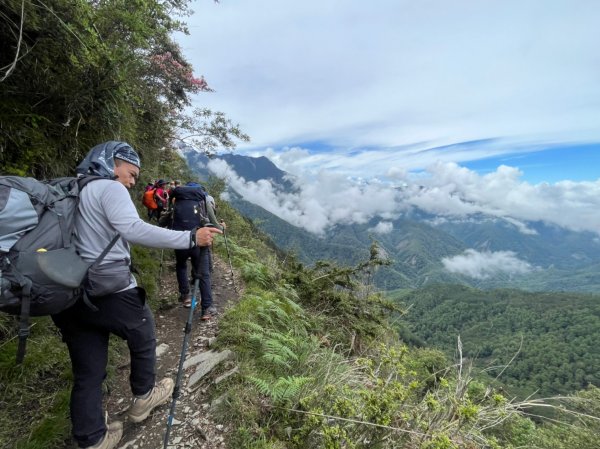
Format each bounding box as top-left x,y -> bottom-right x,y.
76,141 -> 141,178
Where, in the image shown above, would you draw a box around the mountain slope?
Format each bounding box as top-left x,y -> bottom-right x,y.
184,149 -> 295,191
184,151 -> 600,292
433,217 -> 600,270
228,191 -> 469,289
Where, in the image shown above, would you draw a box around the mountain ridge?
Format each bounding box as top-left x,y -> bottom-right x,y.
183,150 -> 600,292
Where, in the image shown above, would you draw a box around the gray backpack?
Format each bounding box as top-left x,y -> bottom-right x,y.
0,176 -> 118,362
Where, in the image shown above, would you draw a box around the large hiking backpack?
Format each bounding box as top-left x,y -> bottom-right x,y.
171,186 -> 209,231
0,176 -> 117,362
142,188 -> 158,209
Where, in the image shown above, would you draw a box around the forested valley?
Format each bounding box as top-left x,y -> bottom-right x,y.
1,1 -> 600,448
394,285 -> 600,399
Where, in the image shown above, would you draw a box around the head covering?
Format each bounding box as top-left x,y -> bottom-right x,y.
76,141 -> 141,178
185,181 -> 201,187
157,179 -> 168,186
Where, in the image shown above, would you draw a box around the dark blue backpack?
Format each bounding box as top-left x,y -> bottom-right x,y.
170,186 -> 209,231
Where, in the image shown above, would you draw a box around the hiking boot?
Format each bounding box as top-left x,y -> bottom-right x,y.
128,378 -> 174,423
180,292 -> 192,308
201,306 -> 217,321
87,421 -> 123,449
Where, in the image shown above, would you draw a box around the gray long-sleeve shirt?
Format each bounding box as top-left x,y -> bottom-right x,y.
76,179 -> 192,289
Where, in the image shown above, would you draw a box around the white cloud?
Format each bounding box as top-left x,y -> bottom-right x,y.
207,156 -> 600,237
502,217 -> 538,235
370,221 -> 393,235
402,161 -> 600,234
442,249 -> 533,279
208,159 -> 398,234
180,0 -> 600,155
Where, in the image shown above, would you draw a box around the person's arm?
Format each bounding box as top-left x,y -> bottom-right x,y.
100,182 -> 193,249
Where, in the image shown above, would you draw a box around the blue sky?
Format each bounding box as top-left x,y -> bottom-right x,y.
179,0 -> 600,184
463,143 -> 600,183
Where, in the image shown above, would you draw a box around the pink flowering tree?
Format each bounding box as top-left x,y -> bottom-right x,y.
145,44 -> 249,154
147,44 -> 213,108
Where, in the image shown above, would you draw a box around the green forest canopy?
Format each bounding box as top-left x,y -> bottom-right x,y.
0,0 -> 247,179
397,284 -> 600,398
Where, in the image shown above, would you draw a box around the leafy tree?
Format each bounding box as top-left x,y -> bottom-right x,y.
0,0 -> 246,179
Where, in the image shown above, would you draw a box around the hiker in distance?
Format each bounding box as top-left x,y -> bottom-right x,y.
170,181 -> 224,319
51,141 -> 222,449
154,179 -> 169,217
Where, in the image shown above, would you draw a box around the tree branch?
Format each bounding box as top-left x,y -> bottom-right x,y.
0,0 -> 25,82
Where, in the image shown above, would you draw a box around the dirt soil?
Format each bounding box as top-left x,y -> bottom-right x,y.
67,254 -> 241,449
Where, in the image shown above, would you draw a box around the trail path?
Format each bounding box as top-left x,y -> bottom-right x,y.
77,254 -> 241,449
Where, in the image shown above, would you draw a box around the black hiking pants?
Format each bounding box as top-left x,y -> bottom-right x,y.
52,287 -> 156,448
175,246 -> 212,311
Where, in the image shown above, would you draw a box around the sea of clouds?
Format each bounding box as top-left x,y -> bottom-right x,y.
205,152 -> 600,278
208,155 -> 600,236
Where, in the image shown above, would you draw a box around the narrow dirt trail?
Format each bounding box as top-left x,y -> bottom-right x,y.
80,253 -> 241,449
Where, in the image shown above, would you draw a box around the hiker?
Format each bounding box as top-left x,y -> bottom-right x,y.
142,182 -> 159,221
171,181 -> 224,320
51,141 -> 222,449
154,179 -> 169,217
168,179 -> 180,208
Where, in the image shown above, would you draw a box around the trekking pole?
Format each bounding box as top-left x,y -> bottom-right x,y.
164,278 -> 200,449
221,227 -> 237,292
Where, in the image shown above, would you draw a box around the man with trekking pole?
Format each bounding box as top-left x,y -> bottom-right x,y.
52,141 -> 222,449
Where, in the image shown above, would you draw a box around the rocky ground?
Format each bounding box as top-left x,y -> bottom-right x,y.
69,253 -> 241,449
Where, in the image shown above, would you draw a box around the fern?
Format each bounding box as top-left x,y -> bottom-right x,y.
248,375 -> 314,403
262,353 -> 292,369
246,323 -> 301,370
241,261 -> 273,288
248,376 -> 272,396
264,336 -> 299,360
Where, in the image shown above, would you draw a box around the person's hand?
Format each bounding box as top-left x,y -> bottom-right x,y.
220,220 -> 227,230
196,226 -> 222,246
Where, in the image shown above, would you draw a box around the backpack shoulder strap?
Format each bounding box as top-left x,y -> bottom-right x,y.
77,175 -> 114,190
